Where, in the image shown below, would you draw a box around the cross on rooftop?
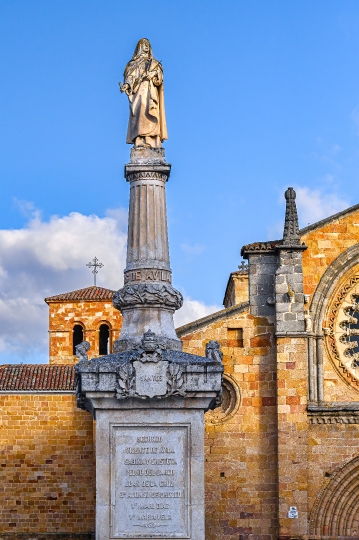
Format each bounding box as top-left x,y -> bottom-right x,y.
86,256 -> 104,286
238,260 -> 248,274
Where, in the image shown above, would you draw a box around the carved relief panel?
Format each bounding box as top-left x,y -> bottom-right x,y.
326,270 -> 359,390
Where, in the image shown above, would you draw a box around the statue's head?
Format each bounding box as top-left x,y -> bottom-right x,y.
133,38 -> 153,59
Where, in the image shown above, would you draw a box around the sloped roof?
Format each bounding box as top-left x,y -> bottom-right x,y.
0,364 -> 75,391
176,302 -> 249,338
241,203 -> 359,255
241,240 -> 281,255
45,286 -> 115,303
298,202 -> 359,236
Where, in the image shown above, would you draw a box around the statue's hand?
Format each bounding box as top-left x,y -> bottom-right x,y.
119,82 -> 130,95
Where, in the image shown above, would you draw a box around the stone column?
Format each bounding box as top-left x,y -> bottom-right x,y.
75,146 -> 223,540
113,147 -> 183,352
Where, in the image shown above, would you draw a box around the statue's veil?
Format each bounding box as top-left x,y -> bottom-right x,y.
132,38 -> 153,60
123,38 -> 153,78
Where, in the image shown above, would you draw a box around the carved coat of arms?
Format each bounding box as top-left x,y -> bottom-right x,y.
115,330 -> 185,400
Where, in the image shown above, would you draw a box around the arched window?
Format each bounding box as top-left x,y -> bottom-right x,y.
72,324 -> 84,355
99,324 -> 110,355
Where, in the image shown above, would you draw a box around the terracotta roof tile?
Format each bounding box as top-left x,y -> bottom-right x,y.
45,286 -> 115,303
0,364 -> 75,391
241,240 -> 281,255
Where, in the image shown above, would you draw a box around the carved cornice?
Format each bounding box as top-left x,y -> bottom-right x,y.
113,283 -> 183,310
75,331 -> 224,411
308,403 -> 359,424
309,414 -> 359,424
126,171 -> 169,183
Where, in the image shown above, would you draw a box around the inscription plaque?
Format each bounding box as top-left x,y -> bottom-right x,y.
111,424 -> 190,538
133,361 -> 168,398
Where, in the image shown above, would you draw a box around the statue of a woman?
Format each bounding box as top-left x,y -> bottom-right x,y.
119,38 -> 168,148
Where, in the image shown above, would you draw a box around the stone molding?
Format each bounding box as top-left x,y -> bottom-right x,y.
126,171 -> 169,183
308,403 -> 359,424
305,245 -> 359,402
113,283 -> 183,310
310,244 -> 359,334
309,454 -> 359,537
205,374 -> 241,425
326,272 -> 359,389
308,414 -> 359,424
75,331 -> 223,413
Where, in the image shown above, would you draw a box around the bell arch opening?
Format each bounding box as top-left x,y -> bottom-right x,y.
72,324 -> 84,355
99,323 -> 110,355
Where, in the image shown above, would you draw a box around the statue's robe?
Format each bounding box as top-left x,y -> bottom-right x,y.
124,56 -> 168,144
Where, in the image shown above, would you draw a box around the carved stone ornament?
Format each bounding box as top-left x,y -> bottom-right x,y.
119,38 -> 167,149
326,272 -> 359,390
113,283 -> 183,310
127,171 -> 168,183
282,187 -> 301,246
205,340 -> 223,363
205,375 -> 241,425
115,330 -> 185,400
75,341 -> 90,362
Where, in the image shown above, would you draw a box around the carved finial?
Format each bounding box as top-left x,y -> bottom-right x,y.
75,341 -> 90,362
283,187 -> 300,246
205,341 -> 223,364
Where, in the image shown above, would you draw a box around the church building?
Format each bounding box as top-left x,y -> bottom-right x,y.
1,189 -> 359,540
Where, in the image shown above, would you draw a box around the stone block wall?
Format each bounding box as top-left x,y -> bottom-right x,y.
247,253 -> 277,318
301,208 -> 359,298
0,394 -> 95,534
179,306 -> 277,540
48,301 -> 122,364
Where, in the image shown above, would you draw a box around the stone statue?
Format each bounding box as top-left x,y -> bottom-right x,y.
304,311 -> 313,333
119,38 -> 168,148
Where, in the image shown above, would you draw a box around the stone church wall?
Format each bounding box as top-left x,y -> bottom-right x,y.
178,305 -> 277,540
0,394 -> 95,534
47,300 -> 122,365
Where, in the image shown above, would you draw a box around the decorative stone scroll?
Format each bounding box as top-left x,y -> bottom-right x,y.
113,283 -> 183,310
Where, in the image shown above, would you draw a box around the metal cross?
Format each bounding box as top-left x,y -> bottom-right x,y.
86,256 -> 104,286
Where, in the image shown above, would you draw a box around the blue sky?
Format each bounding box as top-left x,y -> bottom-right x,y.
1,1 -> 359,362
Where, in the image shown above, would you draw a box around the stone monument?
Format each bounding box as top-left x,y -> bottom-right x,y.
75,38 -> 223,540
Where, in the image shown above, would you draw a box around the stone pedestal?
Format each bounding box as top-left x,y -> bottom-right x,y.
76,332 -> 223,540
93,404 -> 208,540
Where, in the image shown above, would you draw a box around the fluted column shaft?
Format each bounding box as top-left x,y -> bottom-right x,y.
113,147 -> 183,352
126,176 -> 170,271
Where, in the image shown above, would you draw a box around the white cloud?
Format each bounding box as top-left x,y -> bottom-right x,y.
267,185 -> 351,240
180,243 -> 205,255
0,207 -> 128,364
0,205 -> 219,364
174,297 -> 221,328
295,186 -> 350,228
